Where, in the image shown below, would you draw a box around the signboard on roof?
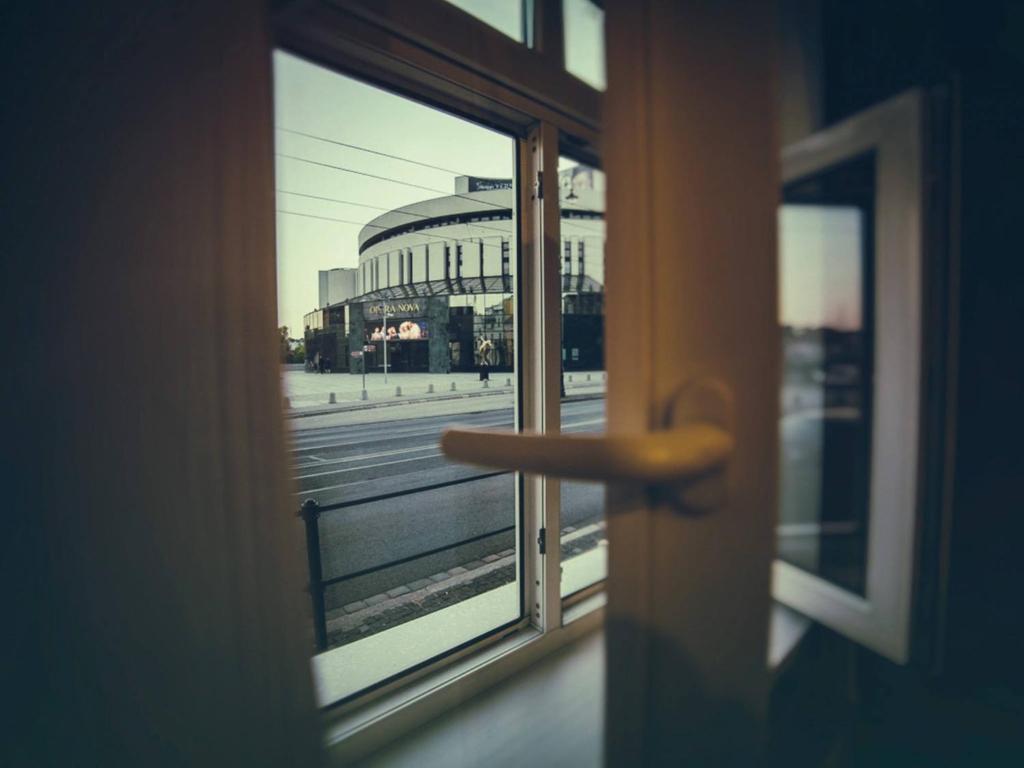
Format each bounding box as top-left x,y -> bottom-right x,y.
467,177 -> 513,192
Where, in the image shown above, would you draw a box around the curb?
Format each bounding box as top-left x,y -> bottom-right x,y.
322,520 -> 607,646
286,388 -> 605,420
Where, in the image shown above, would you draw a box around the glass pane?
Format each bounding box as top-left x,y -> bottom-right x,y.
777,153 -> 875,596
274,50 -> 520,705
558,156 -> 607,597
441,0 -> 526,42
563,0 -> 606,90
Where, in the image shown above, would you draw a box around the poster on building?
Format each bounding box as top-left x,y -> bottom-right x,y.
367,319 -> 429,341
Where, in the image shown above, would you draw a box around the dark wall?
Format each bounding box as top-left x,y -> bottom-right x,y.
821,0 -> 1024,689
821,0 -> 1012,125
944,54 -> 1024,689
768,4 -> 1024,763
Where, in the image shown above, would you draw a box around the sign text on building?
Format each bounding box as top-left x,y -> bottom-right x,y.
364,301 -> 422,319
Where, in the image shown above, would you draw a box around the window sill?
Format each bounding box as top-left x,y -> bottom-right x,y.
322,594 -> 605,765
769,602 -> 813,673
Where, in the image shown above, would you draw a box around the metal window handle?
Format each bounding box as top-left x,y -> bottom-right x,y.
440,379 -> 735,511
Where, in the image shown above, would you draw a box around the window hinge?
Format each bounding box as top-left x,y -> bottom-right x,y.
537,526 -> 547,555
535,171 -> 543,200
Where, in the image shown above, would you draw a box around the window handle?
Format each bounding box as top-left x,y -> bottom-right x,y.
440,379 -> 734,510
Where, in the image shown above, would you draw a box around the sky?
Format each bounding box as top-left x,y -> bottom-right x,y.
274,48 -> 861,337
779,205 -> 863,331
273,50 -> 515,337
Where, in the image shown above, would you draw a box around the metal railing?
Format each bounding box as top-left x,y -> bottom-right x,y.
299,471 -> 513,652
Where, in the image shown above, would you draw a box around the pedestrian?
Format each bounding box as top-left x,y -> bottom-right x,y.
478,337 -> 493,381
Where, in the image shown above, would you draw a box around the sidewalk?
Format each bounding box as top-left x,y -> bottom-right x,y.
282,369 -> 607,419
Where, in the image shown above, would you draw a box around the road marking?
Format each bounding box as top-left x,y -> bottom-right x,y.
293,444 -> 441,478
296,451 -> 446,483
288,416 -> 517,452
292,454 -> 328,468
777,521 -> 861,536
561,417 -> 605,431
291,410 -> 603,452
292,415 -> 608,476
295,464 -> 509,497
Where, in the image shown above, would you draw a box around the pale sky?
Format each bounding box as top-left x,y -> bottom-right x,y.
779,205 -> 864,331
273,50 -> 515,337
275,50 -> 859,337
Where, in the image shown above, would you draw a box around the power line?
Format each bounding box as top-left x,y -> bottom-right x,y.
277,126 -> 468,177
277,154 -> 449,195
277,190 -> 394,213
277,151 -> 606,237
277,186 -> 601,240
277,210 -> 509,248
277,133 -> 605,222
278,152 -> 515,216
277,210 -> 368,228
277,189 -> 516,239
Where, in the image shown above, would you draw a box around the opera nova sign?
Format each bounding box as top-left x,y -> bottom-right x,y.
364,301 -> 422,320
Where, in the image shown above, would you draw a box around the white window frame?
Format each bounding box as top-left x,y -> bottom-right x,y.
772,89 -> 924,664
273,0 -> 605,759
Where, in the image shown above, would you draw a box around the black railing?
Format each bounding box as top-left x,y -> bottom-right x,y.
298,471 -> 512,653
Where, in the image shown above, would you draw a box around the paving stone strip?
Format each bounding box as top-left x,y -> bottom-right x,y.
325,556 -> 516,647
323,519 -> 607,649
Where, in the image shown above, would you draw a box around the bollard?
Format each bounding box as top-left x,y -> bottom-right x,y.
505,378 -> 511,387
450,381 -> 457,391
482,380 -> 489,389
395,386 -> 402,396
328,392 -> 336,404
360,389 -> 368,401
427,383 -> 434,394
568,374 -> 573,383
299,499 -> 327,653
586,373 -> 591,381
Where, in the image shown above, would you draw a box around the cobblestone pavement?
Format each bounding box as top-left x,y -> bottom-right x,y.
323,520 -> 606,649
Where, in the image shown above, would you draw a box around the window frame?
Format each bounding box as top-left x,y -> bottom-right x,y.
772,89 -> 925,664
273,0 -> 606,753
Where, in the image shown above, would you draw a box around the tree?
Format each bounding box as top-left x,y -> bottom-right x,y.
278,326 -> 290,364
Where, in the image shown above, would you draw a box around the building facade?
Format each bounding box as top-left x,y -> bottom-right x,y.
304,168 -> 605,373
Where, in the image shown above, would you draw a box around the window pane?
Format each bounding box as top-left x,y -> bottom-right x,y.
442,0 -> 525,42
563,0 -> 606,90
558,156 -> 606,597
274,50 -> 520,704
777,153 -> 875,595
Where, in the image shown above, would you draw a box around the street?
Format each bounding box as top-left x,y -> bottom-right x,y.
289,398 -> 606,612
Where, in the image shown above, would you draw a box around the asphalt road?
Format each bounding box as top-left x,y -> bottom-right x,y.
289,398 -> 606,610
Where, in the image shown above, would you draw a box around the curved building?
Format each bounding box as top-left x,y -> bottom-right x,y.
304,168 -> 605,373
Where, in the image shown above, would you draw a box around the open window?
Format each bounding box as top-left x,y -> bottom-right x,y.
773,91 -> 925,663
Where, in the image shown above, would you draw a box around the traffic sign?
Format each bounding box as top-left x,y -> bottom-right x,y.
350,351 -> 363,358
